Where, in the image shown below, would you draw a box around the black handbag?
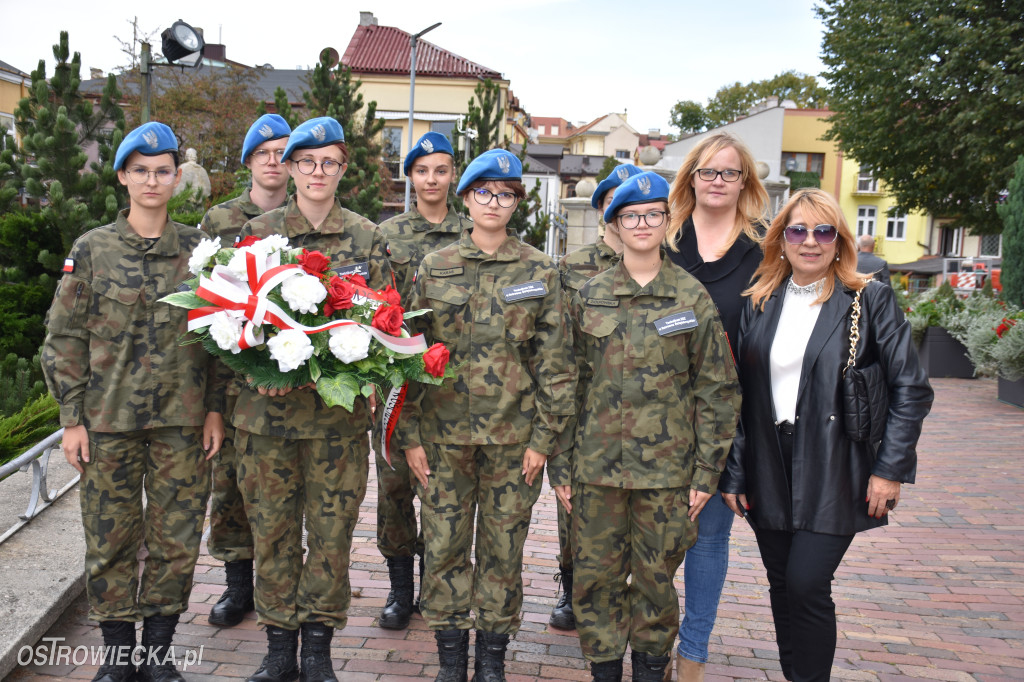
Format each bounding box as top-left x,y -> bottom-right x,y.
842,288 -> 889,443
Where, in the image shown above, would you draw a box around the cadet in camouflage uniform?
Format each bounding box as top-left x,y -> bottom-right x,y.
399,149 -> 576,682
232,117 -> 393,682
199,114 -> 291,629
549,163 -> 642,632
564,172 -> 740,682
375,131 -> 467,631
42,122 -> 225,682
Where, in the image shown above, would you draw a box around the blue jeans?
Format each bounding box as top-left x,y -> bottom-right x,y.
675,492 -> 734,663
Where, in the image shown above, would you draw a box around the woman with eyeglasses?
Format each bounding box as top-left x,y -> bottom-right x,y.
399,148 -> 575,682
720,188 -> 932,682
231,117 -> 394,682
569,171 -> 740,682
662,132 -> 768,682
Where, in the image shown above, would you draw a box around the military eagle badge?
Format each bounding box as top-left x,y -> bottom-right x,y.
259,124 -> 274,138
421,139 -> 434,153
638,176 -> 652,195
311,124 -> 326,142
143,130 -> 159,148
497,155 -> 511,174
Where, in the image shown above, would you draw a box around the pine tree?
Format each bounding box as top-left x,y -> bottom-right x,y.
256,87 -> 302,130
997,156 -> 1024,307
452,79 -> 504,174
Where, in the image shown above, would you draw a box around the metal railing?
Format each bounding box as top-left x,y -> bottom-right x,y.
0,428 -> 78,544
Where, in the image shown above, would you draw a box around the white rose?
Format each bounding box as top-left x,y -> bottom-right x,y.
267,329 -> 314,372
257,234 -> 290,254
188,236 -> 221,275
226,247 -> 254,279
329,325 -> 372,364
208,311 -> 243,354
280,272 -> 327,314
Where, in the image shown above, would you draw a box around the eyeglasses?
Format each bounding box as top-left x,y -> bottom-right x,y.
294,158 -> 343,176
695,168 -> 742,183
471,188 -> 517,208
126,167 -> 177,185
784,224 -> 839,244
616,210 -> 668,230
251,149 -> 286,165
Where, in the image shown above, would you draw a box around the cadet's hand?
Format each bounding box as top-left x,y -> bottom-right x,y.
203,412 -> 225,460
554,485 -> 572,514
722,492 -> 749,519
406,446 -> 429,488
688,488 -> 712,522
62,425 -> 89,473
522,447 -> 547,486
866,475 -> 900,519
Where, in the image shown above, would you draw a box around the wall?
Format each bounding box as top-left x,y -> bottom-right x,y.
659,107 -> 786,181
781,109 -> 839,198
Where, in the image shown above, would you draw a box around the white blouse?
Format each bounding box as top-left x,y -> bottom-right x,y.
770,278 -> 825,424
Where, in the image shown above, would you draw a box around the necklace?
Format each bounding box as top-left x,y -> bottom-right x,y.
786,276 -> 825,297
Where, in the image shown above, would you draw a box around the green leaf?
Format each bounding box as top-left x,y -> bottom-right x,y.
308,355 -> 322,382
159,291 -> 206,309
360,383 -> 374,397
403,308 -> 433,319
316,373 -> 360,411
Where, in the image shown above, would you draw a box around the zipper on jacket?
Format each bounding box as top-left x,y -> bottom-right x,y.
69,282 -> 84,326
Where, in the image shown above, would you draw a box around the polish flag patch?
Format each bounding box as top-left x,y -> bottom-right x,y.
63,258 -> 75,273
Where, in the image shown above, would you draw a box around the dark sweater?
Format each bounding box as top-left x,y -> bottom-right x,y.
667,217 -> 763,351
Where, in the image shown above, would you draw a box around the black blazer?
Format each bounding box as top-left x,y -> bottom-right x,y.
720,279 -> 933,535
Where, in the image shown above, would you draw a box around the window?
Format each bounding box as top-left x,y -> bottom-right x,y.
551,125 -> 559,136
781,152 -> 824,175
857,206 -> 876,237
857,164 -> 878,192
382,127 -> 402,179
979,234 -> 1002,257
615,149 -> 630,159
0,113 -> 14,151
886,213 -> 906,241
430,120 -> 456,146
537,125 -> 546,135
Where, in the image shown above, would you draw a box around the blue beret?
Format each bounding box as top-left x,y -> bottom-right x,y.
282,117 -> 345,162
592,164 -> 644,209
240,114 -> 291,164
114,121 -> 178,171
603,171 -> 671,223
456,149 -> 522,194
403,132 -> 455,176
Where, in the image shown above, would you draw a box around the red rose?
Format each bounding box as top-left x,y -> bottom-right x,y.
379,285 -> 401,307
324,276 -> 355,315
344,273 -> 368,288
422,343 -> 450,378
236,235 -> 261,248
298,249 -> 331,276
371,303 -> 405,336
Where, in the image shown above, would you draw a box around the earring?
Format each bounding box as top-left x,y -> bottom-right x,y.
835,254 -> 840,261
780,254 -> 785,260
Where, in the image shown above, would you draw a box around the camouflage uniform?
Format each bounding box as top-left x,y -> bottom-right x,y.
566,255 -> 740,662
199,189 -> 285,564
41,210 -> 223,621
233,196 -> 393,631
554,240 -> 619,572
398,228 -> 576,634
375,205 -> 467,561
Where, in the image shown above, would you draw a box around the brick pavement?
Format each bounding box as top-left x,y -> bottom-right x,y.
7,377 -> 1024,681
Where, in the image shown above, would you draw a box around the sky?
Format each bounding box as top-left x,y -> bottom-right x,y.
1,0 -> 828,135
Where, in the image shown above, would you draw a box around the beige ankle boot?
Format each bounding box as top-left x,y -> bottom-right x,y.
677,653 -> 705,682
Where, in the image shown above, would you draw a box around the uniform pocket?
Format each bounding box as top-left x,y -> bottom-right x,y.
424,283 -> 470,344
87,277 -> 141,341
579,308 -> 619,340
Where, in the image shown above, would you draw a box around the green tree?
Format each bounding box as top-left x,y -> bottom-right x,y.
255,86 -> 302,130
669,100 -> 709,135
997,155 -> 1024,307
301,52 -> 386,221
453,79 -> 504,172
818,0 -> 1024,233
595,156 -> 621,184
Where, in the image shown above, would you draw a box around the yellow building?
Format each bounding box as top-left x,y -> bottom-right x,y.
0,59 -> 30,147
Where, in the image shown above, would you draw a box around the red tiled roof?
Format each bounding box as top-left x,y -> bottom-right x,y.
341,24 -> 502,79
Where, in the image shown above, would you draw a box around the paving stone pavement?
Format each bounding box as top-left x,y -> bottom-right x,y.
6,377 -> 1023,681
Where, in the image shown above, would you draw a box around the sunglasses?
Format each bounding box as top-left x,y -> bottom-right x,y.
783,223 -> 838,244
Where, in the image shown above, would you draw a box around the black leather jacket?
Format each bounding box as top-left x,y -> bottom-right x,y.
720,279 -> 933,535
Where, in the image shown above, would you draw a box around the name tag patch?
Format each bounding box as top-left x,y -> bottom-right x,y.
430,266 -> 464,277
502,280 -> 547,302
175,281 -> 192,293
654,310 -> 698,336
335,261 -> 370,278
586,297 -> 619,308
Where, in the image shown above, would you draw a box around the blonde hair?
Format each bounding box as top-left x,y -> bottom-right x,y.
666,132 -> 769,254
744,188 -> 869,310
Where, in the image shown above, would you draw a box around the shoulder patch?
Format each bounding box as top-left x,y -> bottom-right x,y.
430,266 -> 465,277
335,261 -> 370,278
502,280 -> 547,302
654,310 -> 698,336
63,258 -> 75,274
586,297 -> 619,308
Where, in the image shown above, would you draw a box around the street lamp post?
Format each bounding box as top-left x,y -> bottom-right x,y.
139,20 -> 205,124
404,22 -> 442,212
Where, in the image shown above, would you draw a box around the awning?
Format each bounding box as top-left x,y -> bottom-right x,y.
376,111 -> 462,122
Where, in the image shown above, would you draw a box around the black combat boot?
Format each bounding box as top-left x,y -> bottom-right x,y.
209,559 -> 255,627
93,620 -> 136,682
299,622 -> 337,682
434,629 -> 469,682
246,626 -> 299,682
471,630 -> 509,682
137,614 -> 184,682
548,566 -> 575,630
590,659 -> 623,682
414,553 -> 425,613
631,651 -> 672,682
378,556 -> 415,629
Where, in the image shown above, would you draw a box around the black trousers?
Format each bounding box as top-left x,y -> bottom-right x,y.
753,428 -> 855,682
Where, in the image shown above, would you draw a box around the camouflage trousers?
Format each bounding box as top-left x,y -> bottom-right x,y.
208,394 -> 253,562
236,430 -> 368,630
572,483 -> 697,662
556,498 -> 574,571
374,423 -> 423,559
80,427 -> 210,621
416,442 -> 542,634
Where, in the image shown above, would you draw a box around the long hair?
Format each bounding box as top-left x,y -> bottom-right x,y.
666,132 -> 769,254
744,188 -> 868,310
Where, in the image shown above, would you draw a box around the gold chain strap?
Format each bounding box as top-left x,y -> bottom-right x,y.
844,288 -> 862,377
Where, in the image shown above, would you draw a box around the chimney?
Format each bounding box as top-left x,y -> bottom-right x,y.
204,44 -> 226,61
90,68 -> 104,79
648,128 -> 660,138
359,11 -> 378,26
